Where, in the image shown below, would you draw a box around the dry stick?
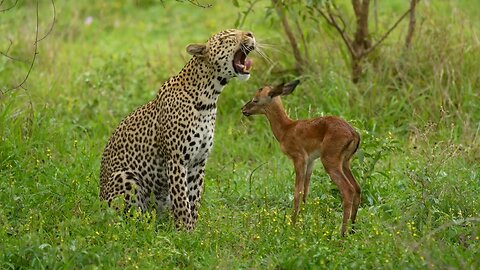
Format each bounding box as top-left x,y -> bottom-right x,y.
6,0 -> 39,93
185,0 -> 212,8
248,162 -> 268,198
38,0 -> 56,43
1,39 -> 28,62
318,1 -> 419,58
0,0 -> 18,12
364,2 -> 418,56
1,0 -> 57,95
316,6 -> 355,57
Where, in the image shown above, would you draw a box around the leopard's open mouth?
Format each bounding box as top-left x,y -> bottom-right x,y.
233,46 -> 254,74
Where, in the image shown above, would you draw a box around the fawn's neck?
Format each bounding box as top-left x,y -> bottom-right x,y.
264,98 -> 293,143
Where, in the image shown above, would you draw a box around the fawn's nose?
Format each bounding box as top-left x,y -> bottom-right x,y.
241,104 -> 251,116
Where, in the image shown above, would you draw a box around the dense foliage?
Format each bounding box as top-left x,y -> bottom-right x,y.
1,0 -> 479,268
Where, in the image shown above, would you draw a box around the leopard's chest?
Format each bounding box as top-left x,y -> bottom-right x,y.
187,109 -> 217,166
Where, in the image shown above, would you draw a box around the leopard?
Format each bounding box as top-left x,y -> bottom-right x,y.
100,29 -> 256,230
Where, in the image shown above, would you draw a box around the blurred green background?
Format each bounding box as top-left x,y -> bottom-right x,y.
1,0 -> 479,269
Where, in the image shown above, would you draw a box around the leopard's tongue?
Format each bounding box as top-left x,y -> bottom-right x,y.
244,58 -> 253,72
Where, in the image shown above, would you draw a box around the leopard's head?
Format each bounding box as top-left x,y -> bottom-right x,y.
186,29 -> 256,81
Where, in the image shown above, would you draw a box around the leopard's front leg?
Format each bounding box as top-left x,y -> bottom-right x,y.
167,159 -> 193,231
187,160 -> 206,228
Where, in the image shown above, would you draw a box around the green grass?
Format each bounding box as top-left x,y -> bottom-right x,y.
1,0 -> 479,269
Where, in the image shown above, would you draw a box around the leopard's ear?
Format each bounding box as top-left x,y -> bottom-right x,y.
186,43 -> 207,57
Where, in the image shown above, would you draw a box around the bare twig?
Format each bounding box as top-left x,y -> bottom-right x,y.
315,0 -> 421,83
7,0 -> 40,92
316,5 -> 355,57
0,51 -> 29,63
330,5 -> 348,32
0,0 -> 18,12
38,0 -> 56,43
184,0 -> 212,8
4,38 -> 13,54
248,162 -> 268,198
1,0 -> 57,95
365,2 -> 417,55
1,38 -> 28,62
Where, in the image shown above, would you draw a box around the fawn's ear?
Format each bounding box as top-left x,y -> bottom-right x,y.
269,83 -> 285,98
270,80 -> 300,98
186,43 -> 207,57
282,80 -> 300,95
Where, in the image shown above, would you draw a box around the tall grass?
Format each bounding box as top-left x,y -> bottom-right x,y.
1,0 -> 479,269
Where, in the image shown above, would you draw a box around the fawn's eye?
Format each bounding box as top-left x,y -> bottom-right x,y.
252,99 -> 259,104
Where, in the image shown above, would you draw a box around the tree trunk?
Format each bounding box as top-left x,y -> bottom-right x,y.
405,0 -> 418,48
351,0 -> 371,82
351,57 -> 363,84
272,0 -> 305,73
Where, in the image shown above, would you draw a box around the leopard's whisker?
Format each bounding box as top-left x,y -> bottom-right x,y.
254,47 -> 274,65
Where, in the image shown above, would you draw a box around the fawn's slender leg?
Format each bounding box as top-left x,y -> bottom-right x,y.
322,156 -> 354,236
303,160 -> 315,203
292,157 -> 306,224
343,159 -> 361,226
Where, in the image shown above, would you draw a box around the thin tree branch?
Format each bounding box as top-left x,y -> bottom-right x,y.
184,0 -> 212,8
1,0 -> 57,95
331,11 -> 348,32
0,38 -> 28,62
2,1 -> 39,94
0,51 -> 29,63
9,0 -> 39,91
0,0 -> 17,12
5,37 -> 13,53
38,0 -> 56,42
365,2 -> 417,55
248,162 -> 268,198
316,5 -> 356,57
